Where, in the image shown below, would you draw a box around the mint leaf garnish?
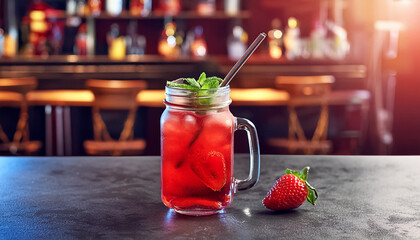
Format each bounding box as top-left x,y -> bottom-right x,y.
166,81 -> 198,90
205,76 -> 223,84
201,79 -> 220,89
167,74 -> 223,90
198,72 -> 207,86
166,73 -> 225,105
184,78 -> 201,89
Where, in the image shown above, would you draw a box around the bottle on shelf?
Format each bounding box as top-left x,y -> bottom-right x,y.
126,21 -> 146,55
197,0 -> 216,16
283,17 -> 301,60
0,29 -> 4,57
3,33 -> 18,57
324,20 -> 350,60
310,20 -> 327,59
190,26 -> 207,57
130,0 -> 152,17
158,22 -> 181,57
67,0 -> 78,15
77,0 -> 90,16
88,0 -> 102,16
224,0 -> 240,16
268,18 -> 283,59
107,23 -> 126,59
227,25 -> 248,60
49,19 -> 64,55
27,2 -> 51,56
106,0 -> 123,16
181,29 -> 193,56
160,0 -> 181,16
75,23 -> 87,55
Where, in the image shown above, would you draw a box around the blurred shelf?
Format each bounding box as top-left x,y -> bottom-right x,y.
0,54 -> 364,66
0,55 -> 213,65
0,55 -> 367,90
51,11 -> 251,20
0,55 -> 366,78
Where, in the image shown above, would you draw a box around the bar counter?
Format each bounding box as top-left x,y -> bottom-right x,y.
0,89 -> 369,107
1,155 -> 419,239
0,55 -> 367,89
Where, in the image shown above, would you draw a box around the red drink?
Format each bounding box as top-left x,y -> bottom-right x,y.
161,84 -> 260,216
161,107 -> 235,215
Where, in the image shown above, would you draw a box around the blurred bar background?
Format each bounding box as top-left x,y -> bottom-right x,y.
0,0 -> 419,156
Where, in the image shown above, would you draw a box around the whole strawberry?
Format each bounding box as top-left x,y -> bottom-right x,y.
262,166 -> 318,211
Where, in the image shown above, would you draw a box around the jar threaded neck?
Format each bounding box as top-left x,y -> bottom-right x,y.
164,86 -> 231,110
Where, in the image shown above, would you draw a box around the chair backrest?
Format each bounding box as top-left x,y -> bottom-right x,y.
86,79 -> 147,110
85,79 -> 147,142
275,75 -> 335,98
274,75 -> 335,154
0,77 -> 38,95
0,77 -> 41,154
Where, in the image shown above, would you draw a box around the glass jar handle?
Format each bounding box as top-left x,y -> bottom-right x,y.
234,117 -> 260,192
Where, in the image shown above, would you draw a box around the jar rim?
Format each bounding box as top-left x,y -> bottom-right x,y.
164,85 -> 231,109
165,85 -> 230,95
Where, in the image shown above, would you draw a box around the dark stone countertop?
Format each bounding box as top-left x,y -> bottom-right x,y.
1,155 -> 420,239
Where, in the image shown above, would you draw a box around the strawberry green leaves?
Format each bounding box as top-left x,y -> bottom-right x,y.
305,181 -> 318,205
263,166 -> 318,211
286,166 -> 318,206
286,167 -> 309,182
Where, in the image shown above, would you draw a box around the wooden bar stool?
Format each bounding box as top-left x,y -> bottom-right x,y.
84,79 -> 147,156
268,75 -> 335,155
0,77 -> 42,155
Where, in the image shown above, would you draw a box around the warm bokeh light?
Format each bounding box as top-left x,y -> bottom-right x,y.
288,17 -> 298,29
167,35 -> 176,47
66,55 -> 79,63
229,89 -> 289,105
269,44 -> 282,59
191,40 -> 207,57
273,30 -> 283,39
374,20 -> 405,31
30,22 -> 48,33
165,24 -> 176,36
23,89 -> 290,108
3,35 -> 17,57
108,37 -> 126,60
29,10 -> 46,21
29,10 -> 48,33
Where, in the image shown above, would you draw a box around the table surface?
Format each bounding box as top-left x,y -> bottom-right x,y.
1,155 -> 419,239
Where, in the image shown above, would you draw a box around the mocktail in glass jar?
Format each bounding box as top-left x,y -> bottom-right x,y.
161,76 -> 260,216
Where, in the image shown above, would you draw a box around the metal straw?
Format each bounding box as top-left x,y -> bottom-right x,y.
220,32 -> 267,87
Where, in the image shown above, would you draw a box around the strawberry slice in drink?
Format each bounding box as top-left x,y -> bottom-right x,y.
190,151 -> 227,191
